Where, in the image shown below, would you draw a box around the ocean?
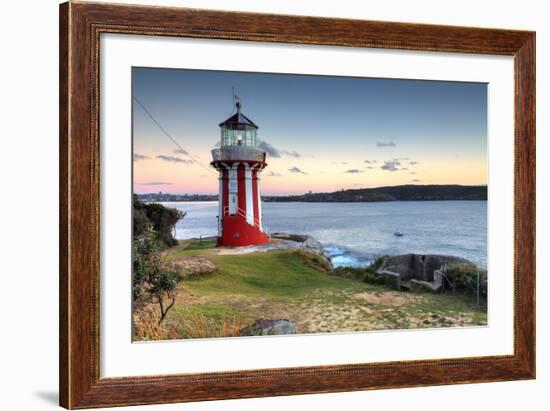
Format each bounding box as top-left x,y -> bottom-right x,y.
161,201 -> 487,269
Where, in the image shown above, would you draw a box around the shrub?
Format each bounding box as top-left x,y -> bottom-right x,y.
331,257 -> 389,286
444,265 -> 487,300
133,195 -> 185,248
362,271 -> 390,286
331,266 -> 365,280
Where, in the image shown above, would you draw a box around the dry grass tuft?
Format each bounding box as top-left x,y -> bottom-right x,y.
133,304 -> 180,341
133,303 -> 245,340
178,311 -> 245,339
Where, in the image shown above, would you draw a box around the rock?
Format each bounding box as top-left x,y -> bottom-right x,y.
270,232 -> 309,243
271,232 -> 333,270
240,319 -> 296,336
172,256 -> 216,277
301,236 -> 324,255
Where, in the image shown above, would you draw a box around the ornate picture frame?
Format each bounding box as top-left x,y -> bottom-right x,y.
59,1 -> 535,408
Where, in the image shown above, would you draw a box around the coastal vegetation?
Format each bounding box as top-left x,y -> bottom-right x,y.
133,194 -> 185,247
133,197 -> 185,324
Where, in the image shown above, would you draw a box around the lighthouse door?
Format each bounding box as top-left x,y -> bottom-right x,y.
228,167 -> 238,215
229,193 -> 238,215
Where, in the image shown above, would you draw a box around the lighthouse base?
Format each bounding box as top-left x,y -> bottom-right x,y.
218,215 -> 270,247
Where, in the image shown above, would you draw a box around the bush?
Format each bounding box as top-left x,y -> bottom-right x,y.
133,195 -> 185,248
331,266 -> 365,280
331,257 -> 389,286
444,266 -> 487,300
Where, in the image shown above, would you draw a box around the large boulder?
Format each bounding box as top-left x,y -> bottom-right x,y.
171,256 -> 216,277
271,232 -> 333,270
240,319 -> 296,336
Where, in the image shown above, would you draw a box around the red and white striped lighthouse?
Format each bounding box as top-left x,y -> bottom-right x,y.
211,99 -> 270,247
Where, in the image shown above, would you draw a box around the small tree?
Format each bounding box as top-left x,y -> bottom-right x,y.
133,226 -> 185,323
149,262 -> 183,322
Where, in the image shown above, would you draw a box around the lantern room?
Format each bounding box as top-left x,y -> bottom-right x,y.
219,101 -> 258,147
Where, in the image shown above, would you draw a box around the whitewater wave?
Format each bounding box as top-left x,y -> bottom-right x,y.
324,244 -> 375,268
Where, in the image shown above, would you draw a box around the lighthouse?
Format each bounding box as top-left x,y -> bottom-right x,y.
210,99 -> 270,247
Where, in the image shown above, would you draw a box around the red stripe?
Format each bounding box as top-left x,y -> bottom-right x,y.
252,170 -> 259,228
237,165 -> 246,216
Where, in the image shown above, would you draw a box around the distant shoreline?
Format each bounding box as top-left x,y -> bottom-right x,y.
137,184 -> 487,203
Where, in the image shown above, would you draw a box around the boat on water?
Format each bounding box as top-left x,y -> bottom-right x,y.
393,231 -> 404,237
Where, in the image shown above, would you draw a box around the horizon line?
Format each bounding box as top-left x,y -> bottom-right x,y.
135,183 -> 488,197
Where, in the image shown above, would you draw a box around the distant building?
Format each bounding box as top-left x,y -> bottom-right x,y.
210,99 -> 270,246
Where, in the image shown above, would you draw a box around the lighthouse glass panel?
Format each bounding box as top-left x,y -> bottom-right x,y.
132,67 -> 488,342
221,128 -> 257,147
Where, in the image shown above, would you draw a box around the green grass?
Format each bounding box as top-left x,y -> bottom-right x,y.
184,250 -> 374,300
159,239 -> 487,338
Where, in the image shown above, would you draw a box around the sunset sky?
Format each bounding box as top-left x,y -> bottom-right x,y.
132,67 -> 487,196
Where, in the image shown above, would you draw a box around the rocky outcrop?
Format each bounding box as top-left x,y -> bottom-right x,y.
376,254 -> 477,292
171,256 -> 217,277
240,319 -> 296,336
271,233 -> 333,270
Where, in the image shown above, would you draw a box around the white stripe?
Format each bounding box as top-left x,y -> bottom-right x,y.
256,173 -> 262,229
245,164 -> 254,225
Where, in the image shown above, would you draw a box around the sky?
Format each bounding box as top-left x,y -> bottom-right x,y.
132,67 -> 487,196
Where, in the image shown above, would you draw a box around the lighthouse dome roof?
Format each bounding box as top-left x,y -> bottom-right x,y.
219,111 -> 258,128
219,101 -> 258,129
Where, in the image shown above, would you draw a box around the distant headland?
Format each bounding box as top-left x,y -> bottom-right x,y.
137,184 -> 487,203
263,184 -> 487,202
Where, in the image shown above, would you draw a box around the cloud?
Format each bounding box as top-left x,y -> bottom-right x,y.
258,140 -> 304,158
156,155 -> 193,164
138,182 -> 172,186
377,141 -> 396,147
381,159 -> 401,171
133,153 -> 150,161
288,166 -> 307,175
173,148 -> 188,155
258,140 -> 281,157
266,171 -> 282,177
409,161 -> 418,165
411,179 -> 421,182
364,159 -> 377,164
281,150 -> 301,158
345,169 -> 364,174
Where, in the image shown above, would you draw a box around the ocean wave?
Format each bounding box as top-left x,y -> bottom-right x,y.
324,244 -> 374,268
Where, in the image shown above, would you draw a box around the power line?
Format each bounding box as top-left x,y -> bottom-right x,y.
132,95 -> 217,175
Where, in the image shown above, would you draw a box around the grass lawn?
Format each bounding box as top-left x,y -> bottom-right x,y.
148,239 -> 487,340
